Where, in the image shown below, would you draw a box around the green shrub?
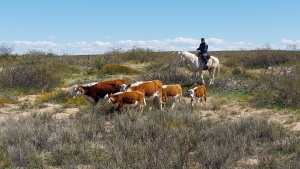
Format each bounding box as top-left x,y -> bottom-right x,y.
0,145 -> 12,169
36,90 -> 87,107
219,50 -> 300,69
102,48 -> 176,64
95,57 -> 105,70
253,64 -> 300,108
0,63 -> 61,92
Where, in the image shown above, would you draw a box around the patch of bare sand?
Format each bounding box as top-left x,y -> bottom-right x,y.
235,156 -> 259,169
52,108 -> 80,120
190,97 -> 299,132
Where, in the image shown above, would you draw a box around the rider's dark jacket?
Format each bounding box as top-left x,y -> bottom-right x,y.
197,42 -> 208,55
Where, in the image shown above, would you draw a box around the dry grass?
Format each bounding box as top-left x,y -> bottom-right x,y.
1,49 -> 300,168
0,108 -> 299,169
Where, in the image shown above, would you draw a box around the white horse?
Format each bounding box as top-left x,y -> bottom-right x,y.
177,51 -> 220,85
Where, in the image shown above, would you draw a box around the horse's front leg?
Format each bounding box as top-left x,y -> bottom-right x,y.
201,72 -> 205,85
192,71 -> 197,83
209,68 -> 216,85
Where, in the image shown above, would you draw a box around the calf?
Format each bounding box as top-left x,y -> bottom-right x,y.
73,79 -> 128,112
162,84 -> 182,109
121,80 -> 163,110
188,85 -> 207,107
105,91 -> 146,112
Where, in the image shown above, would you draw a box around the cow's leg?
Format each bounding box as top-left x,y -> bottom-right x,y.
138,103 -> 143,112
158,96 -> 163,110
190,98 -> 194,112
116,103 -> 123,113
170,97 -> 176,110
92,105 -> 95,114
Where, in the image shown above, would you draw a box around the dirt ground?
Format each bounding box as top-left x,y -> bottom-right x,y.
1,89 -> 299,133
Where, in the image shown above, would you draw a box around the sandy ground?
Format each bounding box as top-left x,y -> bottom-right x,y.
0,94 -> 79,123
0,91 -> 299,133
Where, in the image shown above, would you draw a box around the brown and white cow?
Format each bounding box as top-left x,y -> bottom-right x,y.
121,80 -> 163,110
162,84 -> 182,109
73,79 -> 129,112
188,85 -> 207,107
105,91 -> 146,112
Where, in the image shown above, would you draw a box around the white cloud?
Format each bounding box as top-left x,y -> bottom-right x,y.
281,38 -> 300,50
1,37 -> 299,55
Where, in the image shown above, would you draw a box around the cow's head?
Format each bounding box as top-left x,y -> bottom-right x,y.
72,85 -> 86,97
188,89 -> 195,98
120,84 -> 129,92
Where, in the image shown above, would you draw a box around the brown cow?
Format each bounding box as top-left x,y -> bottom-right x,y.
105,91 -> 146,112
73,79 -> 128,112
162,84 -> 182,109
121,80 -> 163,110
188,85 -> 207,107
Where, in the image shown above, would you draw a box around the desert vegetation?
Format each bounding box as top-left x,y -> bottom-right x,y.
0,108 -> 299,169
1,48 -> 300,168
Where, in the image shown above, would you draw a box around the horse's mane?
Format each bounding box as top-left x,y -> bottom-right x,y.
182,51 -> 197,59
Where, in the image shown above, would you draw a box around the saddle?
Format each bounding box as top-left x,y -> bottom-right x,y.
197,53 -> 210,70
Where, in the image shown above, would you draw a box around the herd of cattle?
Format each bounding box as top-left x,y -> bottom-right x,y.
71,79 -> 207,112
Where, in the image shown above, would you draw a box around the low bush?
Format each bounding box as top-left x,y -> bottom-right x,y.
0,64 -> 61,91
0,97 -> 17,106
143,62 -> 194,85
221,50 -> 297,69
102,48 -> 174,64
0,108 -> 299,169
99,64 -> 141,75
36,90 -> 87,107
252,64 -> 300,109
95,56 -> 106,70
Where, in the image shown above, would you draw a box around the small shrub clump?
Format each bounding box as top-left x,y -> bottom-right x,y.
0,64 -> 61,91
99,64 -> 141,75
253,64 -> 300,108
0,109 -> 299,169
36,90 -> 87,107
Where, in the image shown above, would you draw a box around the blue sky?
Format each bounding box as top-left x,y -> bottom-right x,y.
1,0 -> 300,54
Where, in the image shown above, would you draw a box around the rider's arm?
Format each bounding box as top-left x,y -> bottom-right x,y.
205,44 -> 208,52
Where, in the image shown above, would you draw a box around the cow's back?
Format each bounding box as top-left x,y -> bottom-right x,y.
101,79 -> 128,87
162,84 -> 182,97
195,85 -> 207,98
131,80 -> 162,97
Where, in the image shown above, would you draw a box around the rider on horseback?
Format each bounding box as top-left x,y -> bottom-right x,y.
197,38 -> 210,70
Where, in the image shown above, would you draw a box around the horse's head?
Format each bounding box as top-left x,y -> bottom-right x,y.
176,51 -> 186,64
